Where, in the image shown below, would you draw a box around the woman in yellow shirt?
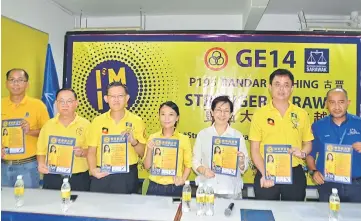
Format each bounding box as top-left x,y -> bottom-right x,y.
266,154 -> 276,178
143,101 -> 192,197
325,153 -> 335,176
152,148 -> 162,170
48,145 -> 58,167
102,145 -> 112,167
2,128 -> 9,148
213,146 -> 222,169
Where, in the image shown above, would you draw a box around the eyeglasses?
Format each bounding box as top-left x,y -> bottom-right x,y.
57,100 -> 75,105
7,79 -> 27,85
108,94 -> 126,100
214,109 -> 231,115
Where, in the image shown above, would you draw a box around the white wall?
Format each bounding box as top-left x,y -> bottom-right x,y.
257,14 -> 300,31
77,14 -> 243,30
2,0 -> 74,86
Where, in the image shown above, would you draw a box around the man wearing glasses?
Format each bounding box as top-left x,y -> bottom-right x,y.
36,88 -> 91,191
1,69 -> 49,188
87,81 -> 147,193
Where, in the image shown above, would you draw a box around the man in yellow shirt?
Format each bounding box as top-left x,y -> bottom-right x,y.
87,81 -> 147,194
1,69 -> 49,188
249,69 -> 314,201
37,88 -> 90,191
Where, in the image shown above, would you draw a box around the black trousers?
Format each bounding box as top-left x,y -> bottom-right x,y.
146,180 -> 183,197
90,164 -> 138,194
43,171 -> 90,191
254,165 -> 306,201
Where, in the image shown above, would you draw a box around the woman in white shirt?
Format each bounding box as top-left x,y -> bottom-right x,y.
192,95 -> 249,199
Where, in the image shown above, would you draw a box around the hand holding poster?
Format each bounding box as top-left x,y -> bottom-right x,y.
1,119 -> 25,154
211,136 -> 240,176
101,135 -> 128,173
47,136 -> 75,175
324,143 -> 353,184
151,138 -> 179,176
264,145 -> 292,184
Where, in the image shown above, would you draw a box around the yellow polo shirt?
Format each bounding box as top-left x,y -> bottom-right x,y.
2,96 -> 49,160
153,154 -> 162,168
37,114 -> 90,173
87,110 -> 147,166
102,152 -> 112,166
249,102 -> 314,167
145,130 -> 192,185
326,160 -> 335,174
267,162 -> 276,176
48,152 -> 58,166
213,153 -> 222,167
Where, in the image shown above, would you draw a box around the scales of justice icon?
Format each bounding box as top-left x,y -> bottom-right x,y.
307,50 -> 327,65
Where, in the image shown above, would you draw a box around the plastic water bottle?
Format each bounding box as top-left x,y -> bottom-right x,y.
205,183 -> 215,216
14,175 -> 24,207
182,180 -> 191,212
196,183 -> 205,216
329,188 -> 340,221
61,178 -> 71,212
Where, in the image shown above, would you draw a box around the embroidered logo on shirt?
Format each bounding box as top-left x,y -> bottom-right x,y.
348,128 -> 360,135
125,122 -> 133,133
102,127 -> 109,134
76,127 -> 83,136
267,118 -> 275,126
290,112 -> 299,129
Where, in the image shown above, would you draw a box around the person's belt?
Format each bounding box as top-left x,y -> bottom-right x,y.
1,156 -> 37,165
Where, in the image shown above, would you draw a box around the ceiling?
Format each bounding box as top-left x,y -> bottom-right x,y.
50,0 -> 246,16
51,0 -> 361,16
266,0 -> 361,16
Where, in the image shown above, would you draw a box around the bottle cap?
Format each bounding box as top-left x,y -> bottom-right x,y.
332,188 -> 338,194
17,175 -> 23,180
63,178 -> 69,183
185,180 -> 190,185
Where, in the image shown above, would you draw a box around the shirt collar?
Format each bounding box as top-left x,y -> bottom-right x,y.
158,128 -> 179,138
106,109 -> 129,120
54,113 -> 79,126
211,123 -> 233,136
268,100 -> 293,111
329,113 -> 350,127
6,95 -> 28,106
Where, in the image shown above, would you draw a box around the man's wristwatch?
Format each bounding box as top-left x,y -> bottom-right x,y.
309,169 -> 318,176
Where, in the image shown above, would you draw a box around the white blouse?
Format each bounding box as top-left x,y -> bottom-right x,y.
192,124 -> 249,196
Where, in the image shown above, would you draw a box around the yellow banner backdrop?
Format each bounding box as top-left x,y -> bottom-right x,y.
65,33 -> 360,185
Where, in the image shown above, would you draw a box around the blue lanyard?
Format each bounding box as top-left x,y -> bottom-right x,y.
329,117 -> 347,145
339,129 -> 347,145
